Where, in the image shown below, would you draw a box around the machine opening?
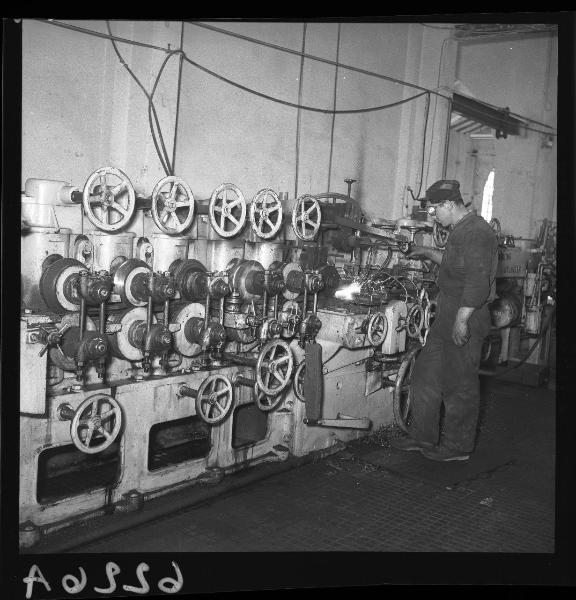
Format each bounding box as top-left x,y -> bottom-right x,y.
148,416 -> 211,471
232,404 -> 268,449
36,442 -> 120,504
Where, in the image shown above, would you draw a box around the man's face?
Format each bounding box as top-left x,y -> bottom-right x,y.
427,200 -> 452,227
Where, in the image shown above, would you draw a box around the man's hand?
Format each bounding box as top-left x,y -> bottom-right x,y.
452,307 -> 475,346
405,244 -> 428,259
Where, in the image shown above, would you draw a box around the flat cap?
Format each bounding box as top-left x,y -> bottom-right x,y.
425,180 -> 461,204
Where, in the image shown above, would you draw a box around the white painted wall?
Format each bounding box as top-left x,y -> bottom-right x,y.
446,33 -> 557,239
22,19 -> 456,230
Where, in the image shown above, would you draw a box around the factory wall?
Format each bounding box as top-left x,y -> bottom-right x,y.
22,20 -> 456,226
445,33 -> 557,239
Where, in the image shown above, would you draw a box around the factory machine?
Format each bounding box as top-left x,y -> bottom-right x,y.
19,168 -> 440,548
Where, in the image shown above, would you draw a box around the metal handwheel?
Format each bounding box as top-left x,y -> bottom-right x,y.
256,339 -> 294,396
293,361 -> 306,402
82,166 -> 136,232
249,188 -> 283,239
209,183 -> 247,237
151,176 -> 195,234
68,394 -> 123,455
393,345 -> 421,433
291,194 -> 322,241
406,304 -> 425,339
366,312 -> 388,347
254,382 -> 284,412
195,374 -> 234,425
432,220 -> 449,248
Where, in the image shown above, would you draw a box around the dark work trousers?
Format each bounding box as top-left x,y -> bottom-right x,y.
408,295 -> 488,453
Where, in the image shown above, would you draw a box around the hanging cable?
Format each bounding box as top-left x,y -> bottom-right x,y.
326,24 -> 342,195
182,53 -> 429,115
294,23 -> 307,200
416,93 -> 431,199
105,21 -> 174,175
172,22 -> 186,173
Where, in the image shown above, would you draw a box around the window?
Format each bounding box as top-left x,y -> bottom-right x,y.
481,169 -> 495,222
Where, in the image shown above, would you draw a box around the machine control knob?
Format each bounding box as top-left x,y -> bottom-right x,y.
306,273 -> 324,294
209,278 -> 231,298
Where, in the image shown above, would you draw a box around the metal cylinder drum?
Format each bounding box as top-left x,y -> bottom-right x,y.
489,294 -> 522,329
21,228 -> 72,311
206,239 -> 244,272
244,241 -> 284,268
150,234 -> 190,273
89,230 -> 136,273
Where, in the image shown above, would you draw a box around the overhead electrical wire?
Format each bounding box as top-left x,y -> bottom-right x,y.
294,23 -> 307,200
38,19 -> 557,135
326,24 -> 342,196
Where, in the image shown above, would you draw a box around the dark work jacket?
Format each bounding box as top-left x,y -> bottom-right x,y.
433,211 -> 499,341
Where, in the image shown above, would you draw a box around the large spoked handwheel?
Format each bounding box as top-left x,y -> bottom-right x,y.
253,382 -> 284,412
82,167 -> 136,232
209,183 -> 247,238
151,176 -> 195,234
432,221 -> 450,248
406,304 -> 425,339
256,339 -> 294,396
195,374 -> 234,425
249,188 -> 283,239
393,346 -> 421,433
367,312 -> 388,347
293,361 -> 306,402
291,194 -> 322,241
70,394 -> 123,455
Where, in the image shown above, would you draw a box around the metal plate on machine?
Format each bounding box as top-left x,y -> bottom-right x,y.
303,342 -> 323,422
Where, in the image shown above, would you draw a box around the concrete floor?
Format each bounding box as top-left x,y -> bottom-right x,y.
52,376 -> 556,555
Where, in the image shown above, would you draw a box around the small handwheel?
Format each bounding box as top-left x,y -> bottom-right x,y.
291,194 -> 322,241
209,183 -> 247,237
393,345 -> 421,433
367,312 -> 388,346
254,382 -> 284,412
406,304 -> 425,339
293,361 -> 306,402
249,188 -> 283,239
432,221 -> 449,248
256,339 -> 294,396
151,176 -> 195,234
70,394 -> 123,455
195,374 -> 234,425
82,166 -> 136,232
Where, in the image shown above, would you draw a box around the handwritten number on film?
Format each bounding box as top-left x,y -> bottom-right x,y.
23,561 -> 184,598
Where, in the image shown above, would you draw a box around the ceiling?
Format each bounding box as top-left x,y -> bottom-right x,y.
454,23 -> 558,40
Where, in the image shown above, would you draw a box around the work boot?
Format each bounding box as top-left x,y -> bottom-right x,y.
390,436 -> 435,452
421,445 -> 470,462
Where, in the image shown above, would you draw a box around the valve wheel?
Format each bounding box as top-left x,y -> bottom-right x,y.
291,194 -> 322,241
253,382 -> 284,412
70,394 -> 123,455
82,167 -> 136,232
393,345 -> 421,433
195,374 -> 234,425
432,221 -> 449,248
293,361 -> 306,402
151,176 -> 195,234
406,304 -> 425,339
209,183 -> 247,238
249,188 -> 283,239
366,312 -> 388,347
256,339 -> 294,396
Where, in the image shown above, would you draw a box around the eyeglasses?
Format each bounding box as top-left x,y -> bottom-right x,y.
427,200 -> 450,215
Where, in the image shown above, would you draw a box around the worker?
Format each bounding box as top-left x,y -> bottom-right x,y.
392,180 -> 498,461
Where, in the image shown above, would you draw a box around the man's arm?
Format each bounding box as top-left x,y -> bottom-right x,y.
405,245 -> 444,264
